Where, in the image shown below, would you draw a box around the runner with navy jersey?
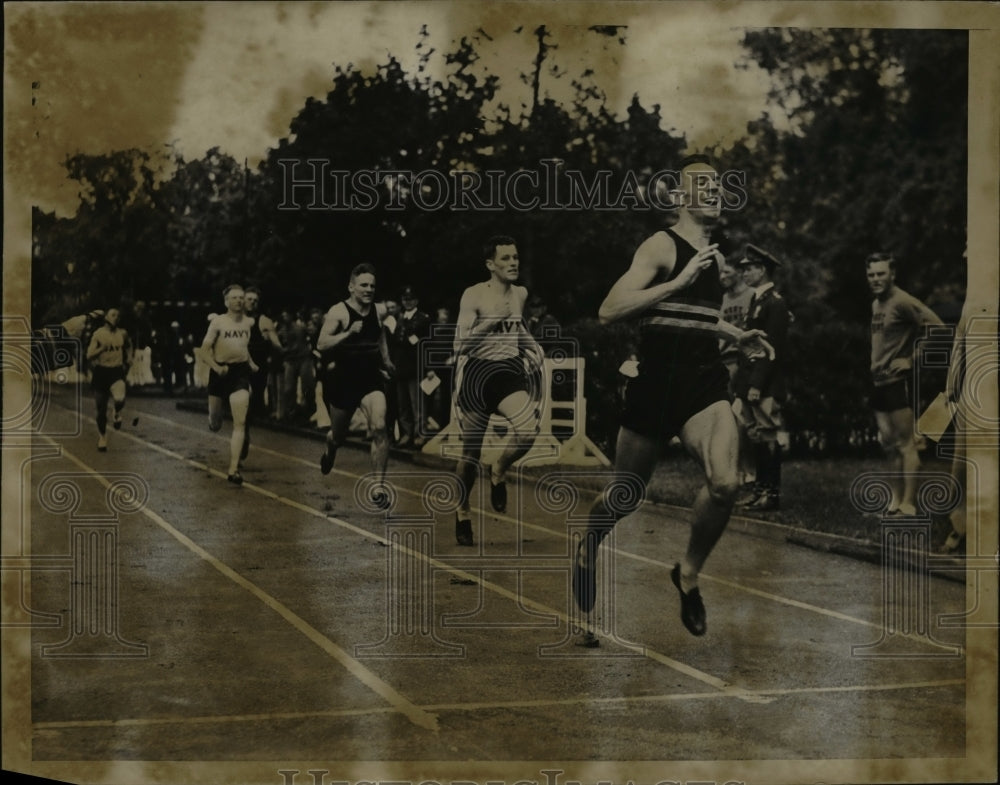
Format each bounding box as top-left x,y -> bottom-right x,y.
316,263 -> 395,509
199,284 -> 257,485
572,156 -> 774,638
85,307 -> 133,452
448,236 -> 546,546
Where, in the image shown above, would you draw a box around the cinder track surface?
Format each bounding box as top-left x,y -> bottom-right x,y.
23,393 -> 967,765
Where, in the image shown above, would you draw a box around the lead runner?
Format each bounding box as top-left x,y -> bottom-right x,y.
573,156 -> 774,637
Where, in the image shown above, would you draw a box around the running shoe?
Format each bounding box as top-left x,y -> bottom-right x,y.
745,489 -> 780,511
97,435 -> 108,452
670,563 -> 706,636
455,515 -> 474,547
489,474 -> 507,513
113,415 -> 123,430
319,448 -> 336,475
372,490 -> 391,511
227,472 -> 243,486
938,529 -> 965,555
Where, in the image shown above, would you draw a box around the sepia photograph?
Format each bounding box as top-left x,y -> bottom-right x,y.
3,2 -> 998,784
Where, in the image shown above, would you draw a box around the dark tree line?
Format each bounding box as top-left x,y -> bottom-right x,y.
32,26 -> 968,453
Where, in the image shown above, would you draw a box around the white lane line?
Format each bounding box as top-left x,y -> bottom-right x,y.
136,405 -> 964,656
34,706 -> 396,729
426,677 -> 968,710
616,550 -> 962,653
39,435 -> 439,733
56,405 -> 740,697
34,678 -> 965,731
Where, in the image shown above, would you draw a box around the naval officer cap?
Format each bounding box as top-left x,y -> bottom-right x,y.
739,244 -> 781,269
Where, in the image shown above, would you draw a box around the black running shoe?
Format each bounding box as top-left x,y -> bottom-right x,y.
746,488 -> 779,511
227,472 -> 243,486
670,563 -> 706,636
372,490 -> 391,511
572,535 -> 599,613
319,449 -> 336,475
490,476 -> 507,513
113,415 -> 123,431
455,516 -> 474,546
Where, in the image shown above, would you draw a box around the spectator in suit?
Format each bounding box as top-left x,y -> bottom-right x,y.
161,321 -> 192,396
392,286 -> 432,448
719,256 -> 758,503
381,299 -> 401,442
283,309 -> 316,424
429,306 -> 456,432
734,244 -> 791,512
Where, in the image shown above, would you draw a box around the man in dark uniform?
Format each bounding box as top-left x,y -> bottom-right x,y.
572,156 -> 774,638
734,244 -> 791,511
243,286 -> 284,464
316,263 -> 395,509
392,285 -> 432,448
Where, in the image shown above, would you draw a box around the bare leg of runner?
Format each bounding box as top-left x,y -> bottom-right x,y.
454,410 -> 490,546
208,395 -> 224,432
95,387 -> 111,450
678,400 -> 741,582
892,408 -> 921,513
573,428 -> 657,614
875,409 -> 919,514
228,389 -> 250,481
488,389 -> 539,513
321,405 -> 352,475
109,379 -> 127,431
358,390 -> 389,486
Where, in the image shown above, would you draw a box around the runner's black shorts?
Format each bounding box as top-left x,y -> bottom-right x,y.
322,366 -> 385,413
870,379 -> 911,413
620,361 -> 730,440
91,366 -> 125,395
457,356 -> 531,420
208,361 -> 252,398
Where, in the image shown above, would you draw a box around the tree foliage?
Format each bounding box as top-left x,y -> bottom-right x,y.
32,25 -> 968,451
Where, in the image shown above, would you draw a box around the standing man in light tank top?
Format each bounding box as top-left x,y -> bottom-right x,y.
451,235 -> 545,547
199,284 -> 258,486
316,263 -> 396,510
572,156 -> 774,640
866,252 -> 943,516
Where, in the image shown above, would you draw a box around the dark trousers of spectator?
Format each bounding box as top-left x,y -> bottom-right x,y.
163,359 -> 188,396
268,370 -> 283,420
249,368 -> 269,420
283,357 -> 315,420
430,368 -> 453,431
385,380 -> 399,442
396,375 -> 422,444
754,441 -> 782,494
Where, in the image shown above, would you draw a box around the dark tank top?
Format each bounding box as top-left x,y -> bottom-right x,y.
638,229 -> 724,370
330,300 -> 382,373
